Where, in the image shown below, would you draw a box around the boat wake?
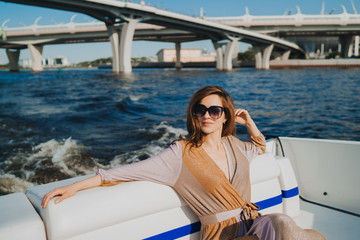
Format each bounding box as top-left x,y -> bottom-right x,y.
110,121 -> 187,167
0,137 -> 102,195
0,122 -> 187,195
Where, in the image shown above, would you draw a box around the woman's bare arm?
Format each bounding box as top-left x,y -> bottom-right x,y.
42,141 -> 182,209
234,109 -> 261,137
41,175 -> 102,209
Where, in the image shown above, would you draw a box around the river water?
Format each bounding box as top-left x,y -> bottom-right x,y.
0,67 -> 359,194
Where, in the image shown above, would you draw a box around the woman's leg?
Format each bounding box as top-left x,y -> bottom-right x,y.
266,213 -> 326,240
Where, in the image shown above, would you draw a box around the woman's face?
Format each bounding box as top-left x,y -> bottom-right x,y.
196,94 -> 227,135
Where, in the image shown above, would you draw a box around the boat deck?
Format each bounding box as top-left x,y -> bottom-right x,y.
294,199 -> 360,240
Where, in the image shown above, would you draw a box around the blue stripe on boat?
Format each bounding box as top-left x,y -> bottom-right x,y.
144,189 -> 299,239
282,187 -> 299,198
255,194 -> 283,210
143,221 -> 201,240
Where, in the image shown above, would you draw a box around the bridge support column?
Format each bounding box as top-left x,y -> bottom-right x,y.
339,35 -> 353,58
253,44 -> 274,70
107,19 -> 139,73
28,44 -> 43,72
280,50 -> 291,60
212,40 -> 224,71
6,49 -> 20,72
107,25 -> 121,73
175,42 -> 182,70
224,39 -> 239,70
354,36 -> 359,57
213,38 -> 239,71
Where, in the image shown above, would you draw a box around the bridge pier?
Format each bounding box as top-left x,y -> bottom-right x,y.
339,35 -> 353,58
212,41 -> 224,71
107,19 -> 139,73
224,39 -> 239,70
354,36 -> 359,57
6,49 -> 20,72
107,25 -> 120,73
281,50 -> 291,60
253,44 -> 274,70
273,50 -> 291,61
28,44 -> 43,72
175,42 -> 182,70
212,39 -> 239,71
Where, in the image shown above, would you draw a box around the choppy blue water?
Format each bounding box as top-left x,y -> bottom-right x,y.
0,68 -> 359,194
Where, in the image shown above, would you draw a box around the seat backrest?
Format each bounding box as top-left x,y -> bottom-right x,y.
250,152 -> 300,217
24,153 -> 300,240
251,152 -> 283,215
26,177 -> 200,240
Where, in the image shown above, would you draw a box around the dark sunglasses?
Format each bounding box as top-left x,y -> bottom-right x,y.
193,104 -> 224,119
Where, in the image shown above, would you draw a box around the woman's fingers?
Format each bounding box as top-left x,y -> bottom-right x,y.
42,190 -> 56,208
42,188 -> 64,208
235,109 -> 246,124
42,186 -> 77,208
235,109 -> 252,125
54,194 -> 67,204
235,109 -> 243,115
235,109 -> 248,116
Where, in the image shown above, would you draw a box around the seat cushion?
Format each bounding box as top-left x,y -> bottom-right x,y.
0,192 -> 46,240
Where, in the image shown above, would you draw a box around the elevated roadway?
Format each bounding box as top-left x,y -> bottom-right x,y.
1,22 -> 204,48
0,0 -> 303,72
205,6 -> 360,58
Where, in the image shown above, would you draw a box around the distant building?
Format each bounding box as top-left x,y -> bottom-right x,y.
156,48 -> 215,62
19,56 -> 70,68
42,57 -> 70,66
19,58 -> 32,68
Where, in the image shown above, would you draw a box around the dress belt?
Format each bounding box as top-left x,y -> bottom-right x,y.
199,207 -> 243,225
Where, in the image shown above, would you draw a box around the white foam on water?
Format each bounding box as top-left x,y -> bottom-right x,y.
129,94 -> 143,102
33,138 -> 77,176
0,173 -> 34,194
1,137 -> 103,194
1,123 -> 187,193
32,139 -> 62,159
149,121 -> 188,145
31,137 -> 102,176
110,121 -> 187,168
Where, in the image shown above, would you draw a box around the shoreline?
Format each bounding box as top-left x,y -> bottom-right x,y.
1,59 -> 360,71
270,58 -> 360,68
99,59 -> 360,69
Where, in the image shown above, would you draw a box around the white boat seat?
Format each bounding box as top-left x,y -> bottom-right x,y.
0,192 -> 46,240
0,152 -> 300,239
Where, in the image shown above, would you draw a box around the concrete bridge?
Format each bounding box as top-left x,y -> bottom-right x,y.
1,21 -> 207,71
205,6 -> 360,58
0,0 -> 303,73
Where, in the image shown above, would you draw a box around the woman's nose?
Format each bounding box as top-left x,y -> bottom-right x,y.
203,110 -> 211,118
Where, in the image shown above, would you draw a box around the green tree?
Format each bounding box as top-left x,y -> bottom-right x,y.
238,48 -> 255,62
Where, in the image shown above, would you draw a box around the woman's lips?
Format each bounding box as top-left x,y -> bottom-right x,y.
201,121 -> 213,126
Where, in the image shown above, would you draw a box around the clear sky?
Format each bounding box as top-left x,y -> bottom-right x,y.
0,0 -> 358,64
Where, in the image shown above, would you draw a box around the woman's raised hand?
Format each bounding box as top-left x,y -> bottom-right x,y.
41,184 -> 78,209
234,109 -> 253,125
234,109 -> 261,137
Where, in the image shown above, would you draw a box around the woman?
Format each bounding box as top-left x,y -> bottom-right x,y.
42,86 -> 325,240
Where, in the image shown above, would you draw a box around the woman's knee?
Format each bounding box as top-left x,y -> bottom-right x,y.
266,213 -> 293,227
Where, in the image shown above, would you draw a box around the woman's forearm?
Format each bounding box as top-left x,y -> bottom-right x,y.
72,175 -> 102,191
235,109 -> 261,137
246,118 -> 261,137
